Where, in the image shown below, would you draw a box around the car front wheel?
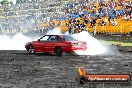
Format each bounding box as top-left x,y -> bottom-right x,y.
54,47 -> 62,56
28,45 -> 36,54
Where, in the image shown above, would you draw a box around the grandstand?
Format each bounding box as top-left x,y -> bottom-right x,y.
0,0 -> 131,35
51,0 -> 132,35
0,0 -> 68,34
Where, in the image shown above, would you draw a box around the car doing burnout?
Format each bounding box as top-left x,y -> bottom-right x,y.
25,34 -> 87,56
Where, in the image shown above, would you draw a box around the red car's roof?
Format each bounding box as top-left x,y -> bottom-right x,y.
43,34 -> 67,36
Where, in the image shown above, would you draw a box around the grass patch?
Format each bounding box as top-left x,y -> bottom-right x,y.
100,40 -> 132,46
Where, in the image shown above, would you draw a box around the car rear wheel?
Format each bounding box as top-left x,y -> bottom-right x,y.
28,45 -> 36,54
54,47 -> 62,56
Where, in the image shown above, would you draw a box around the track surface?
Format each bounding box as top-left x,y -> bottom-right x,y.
0,50 -> 132,88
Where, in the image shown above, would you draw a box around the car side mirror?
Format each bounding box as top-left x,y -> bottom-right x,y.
37,39 -> 40,42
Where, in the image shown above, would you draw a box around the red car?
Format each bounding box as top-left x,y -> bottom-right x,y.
25,34 -> 87,56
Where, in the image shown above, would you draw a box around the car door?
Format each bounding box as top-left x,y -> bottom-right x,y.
44,35 -> 60,52
33,35 -> 50,52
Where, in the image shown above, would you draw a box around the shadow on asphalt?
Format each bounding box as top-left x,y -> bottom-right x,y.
12,52 -> 91,57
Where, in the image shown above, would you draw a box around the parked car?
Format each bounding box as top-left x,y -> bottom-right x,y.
25,34 -> 87,56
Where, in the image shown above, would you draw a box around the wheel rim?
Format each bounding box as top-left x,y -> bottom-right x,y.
29,49 -> 35,54
28,45 -> 35,54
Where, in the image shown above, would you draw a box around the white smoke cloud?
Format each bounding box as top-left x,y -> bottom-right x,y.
0,33 -> 32,50
72,31 -> 107,55
46,27 -> 62,35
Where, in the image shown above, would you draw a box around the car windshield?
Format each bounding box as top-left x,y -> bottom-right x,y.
62,35 -> 76,41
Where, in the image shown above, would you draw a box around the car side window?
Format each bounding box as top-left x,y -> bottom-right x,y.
48,36 -> 60,42
40,35 -> 50,41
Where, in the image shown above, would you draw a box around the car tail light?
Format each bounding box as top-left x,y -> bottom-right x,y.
71,42 -> 87,46
71,42 -> 78,46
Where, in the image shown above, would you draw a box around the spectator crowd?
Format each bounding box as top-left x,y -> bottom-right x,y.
0,0 -> 131,34
59,0 -> 132,34
0,0 -> 62,34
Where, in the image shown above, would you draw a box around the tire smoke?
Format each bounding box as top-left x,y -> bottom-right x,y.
72,31 -> 107,55
0,33 -> 32,50
46,27 -> 62,35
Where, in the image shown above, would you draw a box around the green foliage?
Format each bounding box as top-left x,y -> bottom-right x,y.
100,40 -> 132,46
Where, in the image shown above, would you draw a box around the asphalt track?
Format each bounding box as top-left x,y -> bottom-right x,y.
0,50 -> 132,88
